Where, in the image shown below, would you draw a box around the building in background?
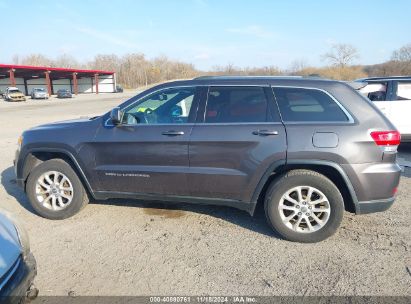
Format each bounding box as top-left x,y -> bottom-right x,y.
0,64 -> 116,95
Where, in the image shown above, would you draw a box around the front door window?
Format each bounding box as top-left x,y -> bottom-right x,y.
122,87 -> 196,125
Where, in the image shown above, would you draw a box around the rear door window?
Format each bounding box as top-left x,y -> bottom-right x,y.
273,87 -> 349,122
204,86 -> 271,123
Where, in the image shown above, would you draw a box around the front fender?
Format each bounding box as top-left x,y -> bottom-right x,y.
17,145 -> 95,196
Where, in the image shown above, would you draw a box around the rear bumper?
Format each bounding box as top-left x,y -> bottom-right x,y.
341,162 -> 401,210
0,253 -> 37,304
400,134 -> 411,142
355,197 -> 395,214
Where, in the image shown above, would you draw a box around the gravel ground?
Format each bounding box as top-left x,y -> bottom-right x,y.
0,93 -> 410,296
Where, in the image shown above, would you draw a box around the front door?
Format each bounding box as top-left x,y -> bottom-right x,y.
92,86 -> 199,196
188,86 -> 287,203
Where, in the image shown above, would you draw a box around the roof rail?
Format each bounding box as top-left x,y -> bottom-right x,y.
192,75 -> 305,80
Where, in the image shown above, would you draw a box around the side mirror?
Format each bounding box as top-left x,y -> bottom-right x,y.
110,107 -> 123,125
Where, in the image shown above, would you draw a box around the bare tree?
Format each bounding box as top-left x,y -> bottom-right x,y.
391,43 -> 411,62
20,54 -> 53,67
12,54 -> 20,65
53,54 -> 80,68
288,59 -> 308,74
322,44 -> 359,67
88,54 -> 120,71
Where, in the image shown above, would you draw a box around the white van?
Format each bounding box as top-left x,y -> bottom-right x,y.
358,76 -> 411,141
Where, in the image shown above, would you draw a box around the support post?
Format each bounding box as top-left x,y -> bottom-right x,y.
45,71 -> 52,96
94,73 -> 99,94
23,78 -> 28,96
9,69 -> 16,86
113,73 -> 116,93
72,72 -> 78,95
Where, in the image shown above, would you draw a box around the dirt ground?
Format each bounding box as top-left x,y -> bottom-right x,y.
0,93 -> 410,296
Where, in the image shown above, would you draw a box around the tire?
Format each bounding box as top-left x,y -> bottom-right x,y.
264,169 -> 344,243
26,159 -> 89,220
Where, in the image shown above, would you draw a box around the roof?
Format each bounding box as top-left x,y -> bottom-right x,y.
139,76 -> 342,93
193,75 -> 326,81
358,76 -> 411,82
0,64 -> 114,79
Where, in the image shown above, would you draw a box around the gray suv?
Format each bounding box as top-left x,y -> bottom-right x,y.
14,76 -> 402,242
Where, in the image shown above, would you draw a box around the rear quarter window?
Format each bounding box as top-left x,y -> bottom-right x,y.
273,87 -> 349,122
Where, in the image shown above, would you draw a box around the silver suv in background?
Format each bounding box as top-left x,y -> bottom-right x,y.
30,88 -> 49,100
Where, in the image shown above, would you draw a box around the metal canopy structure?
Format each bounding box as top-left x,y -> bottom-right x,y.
0,64 -> 115,95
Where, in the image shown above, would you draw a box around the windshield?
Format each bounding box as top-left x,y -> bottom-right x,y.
9,89 -> 21,94
34,88 -> 46,92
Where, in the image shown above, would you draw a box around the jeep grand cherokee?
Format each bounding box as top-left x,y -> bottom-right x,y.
14,76 -> 402,242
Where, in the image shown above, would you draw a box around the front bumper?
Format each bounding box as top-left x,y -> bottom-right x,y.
13,149 -> 25,189
9,97 -> 26,102
0,253 -> 37,304
356,197 -> 395,214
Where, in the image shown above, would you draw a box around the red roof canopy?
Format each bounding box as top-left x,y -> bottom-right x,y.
0,64 -> 114,79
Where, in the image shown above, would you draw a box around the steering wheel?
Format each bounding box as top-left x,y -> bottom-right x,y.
143,108 -> 155,123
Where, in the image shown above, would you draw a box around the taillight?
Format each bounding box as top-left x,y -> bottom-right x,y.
370,131 -> 401,146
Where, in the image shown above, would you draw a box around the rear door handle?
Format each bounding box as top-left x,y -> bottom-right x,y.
162,130 -> 185,136
252,130 -> 279,136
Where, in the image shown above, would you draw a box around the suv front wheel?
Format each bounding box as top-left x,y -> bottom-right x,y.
26,159 -> 89,219
264,169 -> 344,243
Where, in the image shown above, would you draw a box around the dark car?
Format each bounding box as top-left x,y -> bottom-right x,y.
0,210 -> 38,304
14,76 -> 401,242
115,85 -> 123,93
56,89 -> 72,99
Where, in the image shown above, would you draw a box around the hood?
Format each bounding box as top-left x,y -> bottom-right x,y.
10,93 -> 25,97
0,212 -> 21,280
30,116 -> 99,131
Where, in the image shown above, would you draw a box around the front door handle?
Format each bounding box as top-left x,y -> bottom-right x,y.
252,130 -> 279,136
162,130 -> 185,136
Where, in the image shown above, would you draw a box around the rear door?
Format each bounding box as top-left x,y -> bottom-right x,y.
188,85 -> 287,203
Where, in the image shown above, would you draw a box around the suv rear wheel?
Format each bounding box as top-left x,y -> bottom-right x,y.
264,169 -> 344,243
26,159 -> 89,219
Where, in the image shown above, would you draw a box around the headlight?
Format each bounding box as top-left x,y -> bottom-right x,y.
2,211 -> 30,259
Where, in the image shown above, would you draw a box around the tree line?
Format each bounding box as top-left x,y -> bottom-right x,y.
10,43 -> 411,88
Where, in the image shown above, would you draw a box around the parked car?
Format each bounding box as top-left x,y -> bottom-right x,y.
56,89 -> 72,99
14,76 -> 401,242
0,209 -> 38,303
3,87 -> 26,102
357,76 -> 411,142
30,88 -> 49,100
115,85 -> 123,93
